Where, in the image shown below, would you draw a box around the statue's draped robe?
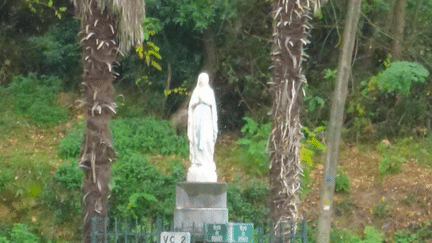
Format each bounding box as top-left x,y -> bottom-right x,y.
187,73 -> 218,182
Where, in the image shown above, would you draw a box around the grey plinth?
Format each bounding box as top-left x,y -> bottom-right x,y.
174,182 -> 228,235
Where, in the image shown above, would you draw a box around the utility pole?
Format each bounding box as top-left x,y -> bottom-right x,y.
316,0 -> 362,242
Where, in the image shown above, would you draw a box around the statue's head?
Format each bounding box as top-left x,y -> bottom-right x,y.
197,72 -> 209,87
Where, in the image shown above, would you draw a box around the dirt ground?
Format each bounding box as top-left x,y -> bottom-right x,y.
300,145 -> 432,240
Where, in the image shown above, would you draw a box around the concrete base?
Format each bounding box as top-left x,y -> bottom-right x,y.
174,182 -> 228,233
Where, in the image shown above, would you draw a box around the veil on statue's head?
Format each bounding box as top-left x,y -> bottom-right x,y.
197,72 -> 209,87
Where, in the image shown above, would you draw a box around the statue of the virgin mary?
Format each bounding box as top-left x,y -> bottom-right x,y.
187,72 -> 218,182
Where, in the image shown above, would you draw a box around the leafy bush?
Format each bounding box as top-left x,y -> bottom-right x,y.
0,168 -> 13,191
10,224 -> 40,243
346,61 -> 431,140
58,123 -> 84,158
54,159 -> 83,190
335,168 -> 351,193
330,228 -> 361,243
379,155 -> 404,175
361,226 -> 384,243
7,74 -> 68,127
110,153 -> 176,220
302,125 -> 326,152
377,62 -> 429,96
394,229 -> 419,243
237,117 -> 271,175
169,159 -> 186,182
227,180 -> 269,223
27,100 -> 68,127
27,16 -> 81,89
40,161 -> 82,224
110,117 -> 189,157
335,196 -> 358,217
0,237 -> 9,243
58,117 -> 189,158
373,201 -> 391,218
299,125 -> 326,198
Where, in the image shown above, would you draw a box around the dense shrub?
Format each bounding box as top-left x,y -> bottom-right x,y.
7,74 -> 68,127
58,117 -> 189,158
9,224 -> 40,243
110,153 -> 177,220
237,117 -> 271,175
27,16 -> 81,90
330,228 -> 361,243
227,180 -> 269,223
54,159 -> 83,190
346,61 -> 431,140
110,117 -> 189,157
58,123 -> 84,158
335,168 -> 351,193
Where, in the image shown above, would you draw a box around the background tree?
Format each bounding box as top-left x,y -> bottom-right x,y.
390,0 -> 407,60
268,0 -> 320,240
316,0 -> 362,242
71,0 -> 145,241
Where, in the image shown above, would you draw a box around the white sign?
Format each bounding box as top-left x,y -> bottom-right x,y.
160,232 -> 190,243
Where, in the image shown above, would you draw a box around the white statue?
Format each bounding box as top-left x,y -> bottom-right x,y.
187,72 -> 218,182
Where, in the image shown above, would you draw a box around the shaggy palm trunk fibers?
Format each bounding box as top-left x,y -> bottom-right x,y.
269,0 -> 310,241
77,2 -> 118,242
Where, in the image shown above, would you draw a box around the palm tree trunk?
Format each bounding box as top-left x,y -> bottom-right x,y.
77,1 -> 118,242
269,0 -> 310,240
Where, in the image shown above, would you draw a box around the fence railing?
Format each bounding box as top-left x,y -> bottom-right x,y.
91,216 -> 308,243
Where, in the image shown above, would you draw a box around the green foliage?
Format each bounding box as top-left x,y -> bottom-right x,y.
0,168 -> 13,191
169,159 -> 186,182
26,16 -> 81,89
54,159 -> 83,190
377,62 -> 429,96
157,0 -> 234,31
298,125 -> 326,198
377,136 -> 432,168
335,168 -> 351,193
57,124 -> 84,158
110,117 -> 189,157
40,159 -> 81,224
227,180 -> 269,223
58,117 -> 189,158
394,229 -> 419,243
334,196 -> 358,217
136,41 -> 162,72
237,117 -> 271,175
110,153 -> 176,220
328,226 -> 383,243
373,201 -> 390,218
346,61 -> 431,140
305,95 -> 324,112
379,155 -> 404,175
378,141 -> 405,175
7,74 -> 68,127
330,228 -> 361,243
142,17 -> 162,41
27,100 -> 68,127
10,224 -> 40,243
361,226 -> 384,243
0,237 -> 9,243
302,125 -> 326,152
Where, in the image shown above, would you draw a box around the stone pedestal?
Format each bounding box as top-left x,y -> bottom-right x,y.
174,182 -> 228,235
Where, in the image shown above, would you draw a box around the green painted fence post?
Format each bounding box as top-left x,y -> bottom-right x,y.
91,217 -> 97,243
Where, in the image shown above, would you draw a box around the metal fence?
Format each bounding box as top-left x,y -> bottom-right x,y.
91,217 -> 308,243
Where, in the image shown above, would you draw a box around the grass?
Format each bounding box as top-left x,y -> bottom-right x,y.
377,136 -> 432,168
